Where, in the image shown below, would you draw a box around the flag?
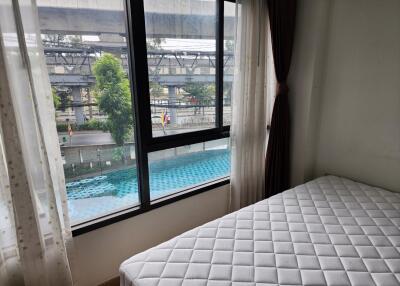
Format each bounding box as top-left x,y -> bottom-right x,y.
68,123 -> 73,137
160,111 -> 165,127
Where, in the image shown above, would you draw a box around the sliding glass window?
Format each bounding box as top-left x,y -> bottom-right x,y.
38,0 -> 139,225
144,0 -> 218,136
223,0 -> 235,126
38,0 -> 234,233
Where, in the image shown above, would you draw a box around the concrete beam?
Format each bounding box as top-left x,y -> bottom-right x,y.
37,7 -> 235,39
49,74 -> 95,86
148,74 -> 234,86
49,73 -> 233,87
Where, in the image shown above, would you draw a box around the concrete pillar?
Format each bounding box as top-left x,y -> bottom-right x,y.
72,87 -> 85,125
87,88 -> 93,119
168,86 -> 177,125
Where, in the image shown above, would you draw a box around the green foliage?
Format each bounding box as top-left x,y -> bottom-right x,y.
67,35 -> 82,44
93,54 -> 133,145
146,38 -> 165,50
223,82 -> 233,100
56,119 -> 109,132
149,81 -> 163,96
225,40 -> 234,52
42,34 -> 65,44
112,147 -> 125,161
79,119 -> 110,131
183,83 -> 215,102
52,88 -> 61,109
56,123 -> 70,132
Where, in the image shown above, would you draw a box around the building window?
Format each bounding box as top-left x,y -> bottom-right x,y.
39,0 -> 233,233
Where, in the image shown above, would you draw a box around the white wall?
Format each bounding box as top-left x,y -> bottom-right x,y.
72,184 -> 229,286
288,0 -> 332,186
289,0 -> 400,192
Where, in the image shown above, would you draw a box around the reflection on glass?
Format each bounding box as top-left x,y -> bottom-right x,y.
38,0 -> 138,224
149,138 -> 231,200
144,0 -> 217,137
223,0 -> 235,126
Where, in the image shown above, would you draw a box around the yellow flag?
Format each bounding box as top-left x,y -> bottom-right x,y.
160,111 -> 165,127
68,123 -> 73,136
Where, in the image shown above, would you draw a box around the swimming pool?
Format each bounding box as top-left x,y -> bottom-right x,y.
67,148 -> 230,224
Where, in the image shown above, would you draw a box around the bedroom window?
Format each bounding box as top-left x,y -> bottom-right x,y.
143,0 -> 218,136
39,0 -> 233,234
39,0 -> 140,226
148,138 -> 230,200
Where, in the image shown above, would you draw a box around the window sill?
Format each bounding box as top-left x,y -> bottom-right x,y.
71,177 -> 230,236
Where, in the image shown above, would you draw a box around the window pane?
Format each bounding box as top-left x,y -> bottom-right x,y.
144,0 -> 217,137
223,1 -> 235,126
38,0 -> 138,225
149,138 -> 230,200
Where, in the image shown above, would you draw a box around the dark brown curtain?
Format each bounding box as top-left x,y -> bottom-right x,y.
265,0 -> 296,197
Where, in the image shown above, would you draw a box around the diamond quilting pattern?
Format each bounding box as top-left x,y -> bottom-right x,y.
120,176 -> 400,286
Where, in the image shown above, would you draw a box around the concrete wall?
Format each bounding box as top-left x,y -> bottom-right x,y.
73,184 -> 230,286
63,138 -> 228,169
289,0 -> 400,192
63,144 -> 135,166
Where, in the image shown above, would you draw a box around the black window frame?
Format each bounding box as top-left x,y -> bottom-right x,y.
72,0 -> 233,236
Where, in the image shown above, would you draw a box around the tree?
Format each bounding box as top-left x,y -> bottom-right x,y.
66,35 -> 82,44
149,81 -> 163,96
183,83 -> 214,102
146,37 -> 165,50
183,83 -> 215,114
223,82 -> 233,105
225,40 -> 234,52
42,34 -> 65,46
93,54 -> 132,146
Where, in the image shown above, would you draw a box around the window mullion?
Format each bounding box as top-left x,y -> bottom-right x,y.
216,0 -> 224,129
125,0 -> 152,209
148,128 -> 230,152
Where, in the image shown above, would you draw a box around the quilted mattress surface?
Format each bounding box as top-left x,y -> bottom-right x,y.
120,176 -> 400,286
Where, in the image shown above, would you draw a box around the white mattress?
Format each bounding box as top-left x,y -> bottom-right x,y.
120,176 -> 400,286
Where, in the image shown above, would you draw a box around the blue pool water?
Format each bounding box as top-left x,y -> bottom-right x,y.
66,149 -> 230,201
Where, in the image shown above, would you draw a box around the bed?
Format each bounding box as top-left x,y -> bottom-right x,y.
120,176 -> 400,286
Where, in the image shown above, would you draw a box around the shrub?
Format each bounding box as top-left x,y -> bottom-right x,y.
56,119 -> 110,132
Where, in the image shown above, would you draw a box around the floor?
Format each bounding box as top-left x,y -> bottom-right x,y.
99,277 -> 119,286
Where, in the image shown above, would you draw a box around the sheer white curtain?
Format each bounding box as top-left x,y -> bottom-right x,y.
0,0 -> 73,285
229,0 -> 275,210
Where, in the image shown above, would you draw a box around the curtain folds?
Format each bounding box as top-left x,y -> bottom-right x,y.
0,0 -> 73,285
230,0 -> 273,210
265,0 -> 296,198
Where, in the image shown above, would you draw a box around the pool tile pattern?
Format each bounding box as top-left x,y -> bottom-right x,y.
67,149 -> 230,224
